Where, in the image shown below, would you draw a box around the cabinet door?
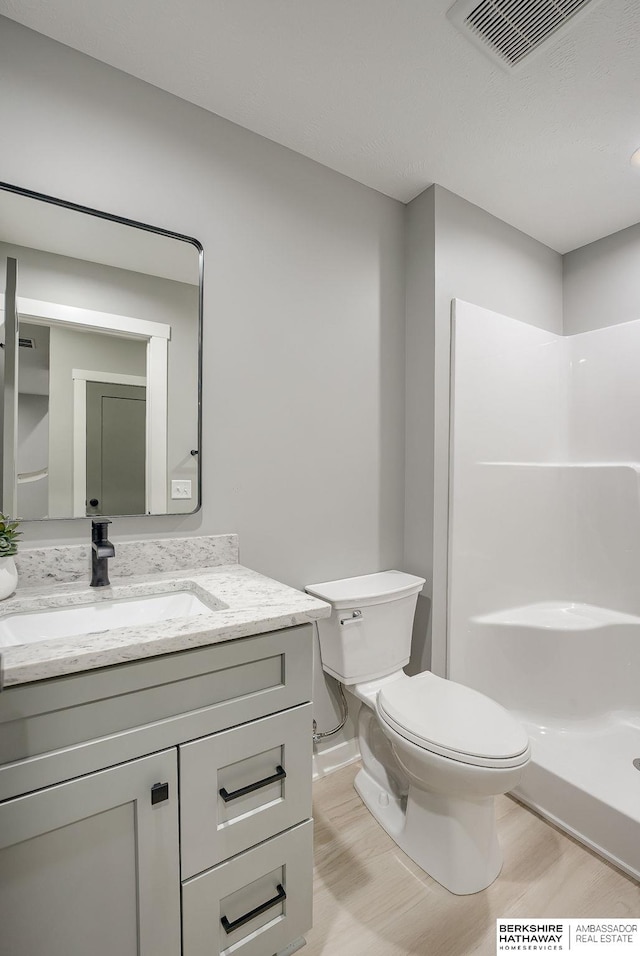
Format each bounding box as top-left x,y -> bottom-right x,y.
0,749 -> 180,956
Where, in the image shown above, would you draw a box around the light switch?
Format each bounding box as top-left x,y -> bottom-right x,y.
171,479 -> 192,500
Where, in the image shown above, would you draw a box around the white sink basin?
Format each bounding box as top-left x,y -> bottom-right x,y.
0,590 -> 213,649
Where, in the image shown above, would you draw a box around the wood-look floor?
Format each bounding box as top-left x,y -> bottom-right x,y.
304,762 -> 640,956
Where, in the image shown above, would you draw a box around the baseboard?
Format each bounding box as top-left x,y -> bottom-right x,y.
312,737 -> 360,780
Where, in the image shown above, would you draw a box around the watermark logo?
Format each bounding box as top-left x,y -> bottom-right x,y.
497,919 -> 639,954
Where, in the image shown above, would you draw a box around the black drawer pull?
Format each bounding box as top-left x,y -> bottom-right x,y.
219,765 -> 286,803
221,883 -> 286,934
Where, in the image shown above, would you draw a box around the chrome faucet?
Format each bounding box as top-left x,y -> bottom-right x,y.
90,518 -> 115,588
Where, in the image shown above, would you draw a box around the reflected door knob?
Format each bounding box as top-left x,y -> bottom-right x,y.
89,498 -> 99,507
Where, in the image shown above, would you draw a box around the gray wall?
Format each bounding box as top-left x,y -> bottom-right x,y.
563,222 -> 640,334
404,185 -> 564,675
403,188 -> 436,676
0,18 -> 406,741
0,18 -> 406,583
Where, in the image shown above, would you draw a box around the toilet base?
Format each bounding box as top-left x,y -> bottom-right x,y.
354,766 -> 503,895
354,766 -> 406,840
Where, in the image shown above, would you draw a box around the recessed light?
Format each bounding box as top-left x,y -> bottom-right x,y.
631,147 -> 640,168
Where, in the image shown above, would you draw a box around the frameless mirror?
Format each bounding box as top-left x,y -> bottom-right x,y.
0,183 -> 202,519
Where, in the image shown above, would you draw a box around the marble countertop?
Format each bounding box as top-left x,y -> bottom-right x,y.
0,563 -> 331,688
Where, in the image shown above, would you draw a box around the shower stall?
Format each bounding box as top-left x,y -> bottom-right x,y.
448,298 -> 640,880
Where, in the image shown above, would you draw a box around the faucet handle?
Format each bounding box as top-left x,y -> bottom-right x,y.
91,518 -> 112,543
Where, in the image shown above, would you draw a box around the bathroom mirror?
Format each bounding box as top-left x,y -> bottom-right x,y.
0,182 -> 202,520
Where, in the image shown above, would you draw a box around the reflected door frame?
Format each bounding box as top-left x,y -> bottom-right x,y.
0,294 -> 170,516
73,370 -> 147,517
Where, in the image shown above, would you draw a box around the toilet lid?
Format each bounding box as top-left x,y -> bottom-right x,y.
377,672 -> 530,767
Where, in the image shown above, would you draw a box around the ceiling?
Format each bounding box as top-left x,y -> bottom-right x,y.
1,0 -> 639,253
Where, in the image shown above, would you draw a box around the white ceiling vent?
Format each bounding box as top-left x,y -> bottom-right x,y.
448,0 -> 603,70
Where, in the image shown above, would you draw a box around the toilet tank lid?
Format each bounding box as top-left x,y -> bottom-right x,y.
305,570 -> 425,608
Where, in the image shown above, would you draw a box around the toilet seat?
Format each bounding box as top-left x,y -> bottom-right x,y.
376,672 -> 530,769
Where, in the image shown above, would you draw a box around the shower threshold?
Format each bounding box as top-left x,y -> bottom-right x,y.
513,714 -> 640,881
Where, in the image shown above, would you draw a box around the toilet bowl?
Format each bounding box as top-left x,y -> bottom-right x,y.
306,571 -> 531,895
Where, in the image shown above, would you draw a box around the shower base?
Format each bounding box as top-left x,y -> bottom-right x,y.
462,601 -> 640,881
514,715 -> 640,880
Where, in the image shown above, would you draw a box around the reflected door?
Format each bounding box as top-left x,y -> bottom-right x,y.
86,382 -> 146,515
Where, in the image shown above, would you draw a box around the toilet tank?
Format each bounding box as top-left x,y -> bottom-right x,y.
306,571 -> 425,684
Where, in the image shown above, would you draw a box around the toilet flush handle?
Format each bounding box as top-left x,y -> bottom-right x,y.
340,610 -> 363,626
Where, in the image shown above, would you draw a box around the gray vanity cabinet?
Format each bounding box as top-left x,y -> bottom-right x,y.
0,623 -> 314,956
0,748 -> 181,956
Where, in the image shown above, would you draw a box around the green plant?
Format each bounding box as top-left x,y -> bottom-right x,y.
0,514 -> 21,558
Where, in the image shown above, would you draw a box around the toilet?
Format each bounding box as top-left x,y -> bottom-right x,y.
306,570 -> 531,895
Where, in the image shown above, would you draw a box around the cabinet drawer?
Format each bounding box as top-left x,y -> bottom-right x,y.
0,624 -> 313,803
180,703 -> 312,878
182,819 -> 312,956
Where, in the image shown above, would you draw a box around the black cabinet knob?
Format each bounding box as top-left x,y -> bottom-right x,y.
151,781 -> 169,805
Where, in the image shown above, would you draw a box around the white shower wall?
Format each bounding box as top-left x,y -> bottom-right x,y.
448,298 -> 640,878
450,301 -> 640,640
569,319 -> 640,461
449,301 -> 568,630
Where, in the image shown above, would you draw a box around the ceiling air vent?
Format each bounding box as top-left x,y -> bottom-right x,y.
448,0 -> 602,70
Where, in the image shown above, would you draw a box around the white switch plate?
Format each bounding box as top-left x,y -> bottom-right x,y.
171,479 -> 192,500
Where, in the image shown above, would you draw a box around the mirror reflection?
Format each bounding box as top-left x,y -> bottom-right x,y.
0,184 -> 202,519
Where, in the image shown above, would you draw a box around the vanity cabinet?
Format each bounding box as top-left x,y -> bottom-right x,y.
0,623 -> 314,956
